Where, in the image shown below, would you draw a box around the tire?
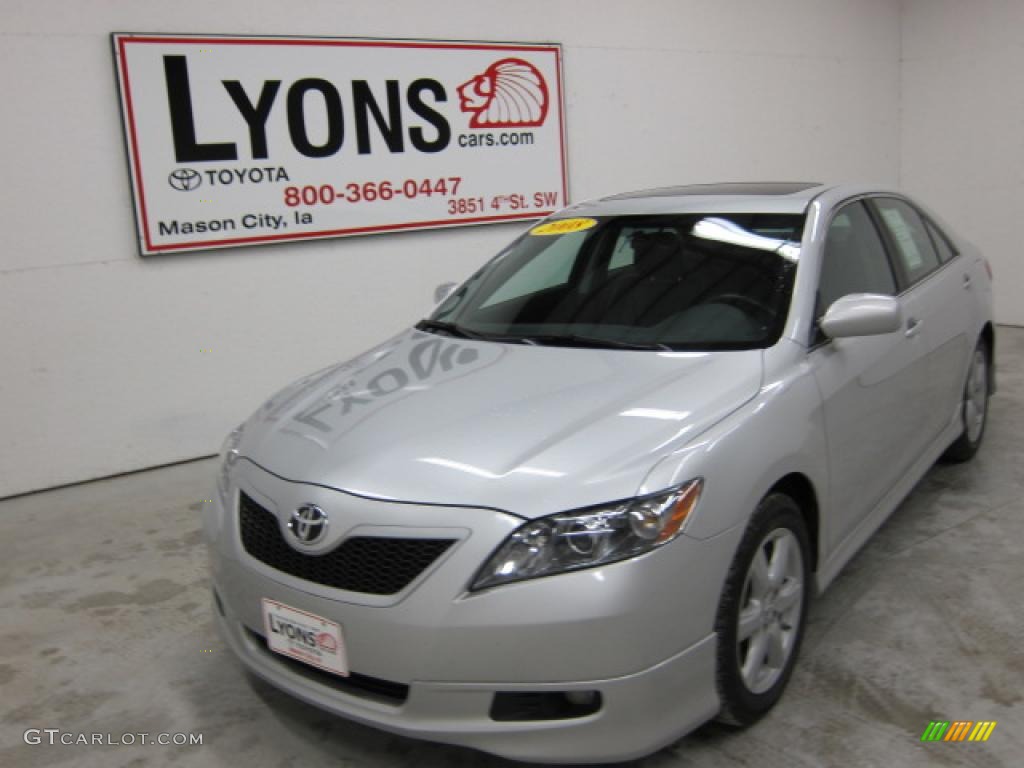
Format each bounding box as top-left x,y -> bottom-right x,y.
943,338 -> 990,463
714,493 -> 810,726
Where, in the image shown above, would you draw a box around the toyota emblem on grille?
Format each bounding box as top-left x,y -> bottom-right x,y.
288,504 -> 328,545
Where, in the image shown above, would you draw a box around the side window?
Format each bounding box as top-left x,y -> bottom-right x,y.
606,226 -> 675,272
607,234 -> 635,271
481,231 -> 582,307
819,201 -> 897,314
924,218 -> 957,264
872,198 -> 941,284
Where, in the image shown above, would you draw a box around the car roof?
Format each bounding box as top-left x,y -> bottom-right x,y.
561,181 -> 836,216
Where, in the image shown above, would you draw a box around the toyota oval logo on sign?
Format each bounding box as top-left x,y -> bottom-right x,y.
168,168 -> 201,191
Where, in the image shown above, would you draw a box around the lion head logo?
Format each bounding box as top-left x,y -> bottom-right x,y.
457,58 -> 549,128
315,632 -> 338,653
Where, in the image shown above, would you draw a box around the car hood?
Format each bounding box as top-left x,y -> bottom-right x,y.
240,329 -> 763,517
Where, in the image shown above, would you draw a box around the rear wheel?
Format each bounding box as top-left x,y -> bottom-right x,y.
943,339 -> 989,463
714,493 -> 810,726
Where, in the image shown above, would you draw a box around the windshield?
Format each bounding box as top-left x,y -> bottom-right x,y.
424,213 -> 804,351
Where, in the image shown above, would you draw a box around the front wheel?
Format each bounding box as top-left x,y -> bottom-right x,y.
943,339 -> 990,463
714,493 -> 810,726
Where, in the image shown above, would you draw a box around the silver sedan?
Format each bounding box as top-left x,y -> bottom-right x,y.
205,182 -> 994,763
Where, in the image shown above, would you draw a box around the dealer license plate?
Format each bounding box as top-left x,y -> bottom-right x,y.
261,598 -> 349,677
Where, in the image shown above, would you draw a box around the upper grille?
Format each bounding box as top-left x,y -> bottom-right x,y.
238,492 -> 456,595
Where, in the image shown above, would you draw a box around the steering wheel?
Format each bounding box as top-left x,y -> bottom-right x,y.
708,293 -> 777,325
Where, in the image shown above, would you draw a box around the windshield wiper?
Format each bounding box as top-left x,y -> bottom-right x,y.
417,321 -> 666,350
415,319 -> 489,340
417,320 -> 531,344
515,334 -> 672,351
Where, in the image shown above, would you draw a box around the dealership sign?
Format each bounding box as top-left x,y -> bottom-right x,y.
112,34 -> 567,254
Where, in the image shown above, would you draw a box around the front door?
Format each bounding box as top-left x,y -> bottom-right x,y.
808,200 -> 929,552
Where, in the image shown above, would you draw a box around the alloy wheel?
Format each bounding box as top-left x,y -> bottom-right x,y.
964,346 -> 988,444
735,528 -> 805,695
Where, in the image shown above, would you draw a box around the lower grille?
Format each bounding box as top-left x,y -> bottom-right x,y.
245,628 -> 409,705
239,492 -> 456,595
490,691 -> 603,721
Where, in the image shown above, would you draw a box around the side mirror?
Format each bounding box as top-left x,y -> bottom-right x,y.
434,282 -> 457,304
820,294 -> 902,339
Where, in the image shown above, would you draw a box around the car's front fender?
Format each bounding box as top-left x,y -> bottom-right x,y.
640,343 -> 829,553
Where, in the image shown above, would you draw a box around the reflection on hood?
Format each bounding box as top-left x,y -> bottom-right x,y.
240,330 -> 763,517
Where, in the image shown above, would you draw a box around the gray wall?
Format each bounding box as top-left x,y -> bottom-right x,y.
1,0 -> 903,497
900,0 -> 1024,327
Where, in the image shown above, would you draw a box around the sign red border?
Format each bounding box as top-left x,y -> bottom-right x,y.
112,34 -> 569,254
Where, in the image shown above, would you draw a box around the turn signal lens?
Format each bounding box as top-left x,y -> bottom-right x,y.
657,480 -> 702,543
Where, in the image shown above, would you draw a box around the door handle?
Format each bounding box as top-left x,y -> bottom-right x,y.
905,317 -> 922,338
963,274 -> 972,289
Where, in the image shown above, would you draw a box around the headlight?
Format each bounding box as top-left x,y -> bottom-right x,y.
470,478 -> 703,591
216,424 -> 244,508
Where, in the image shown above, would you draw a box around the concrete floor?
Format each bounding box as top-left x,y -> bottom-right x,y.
2,330 -> 1023,768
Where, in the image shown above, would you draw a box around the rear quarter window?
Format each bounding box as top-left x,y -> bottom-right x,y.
924,218 -> 957,263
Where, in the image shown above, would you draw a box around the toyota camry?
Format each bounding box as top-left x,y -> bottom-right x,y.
204,182 -> 994,762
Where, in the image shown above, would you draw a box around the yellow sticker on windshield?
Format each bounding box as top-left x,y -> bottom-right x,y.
530,218 -> 598,236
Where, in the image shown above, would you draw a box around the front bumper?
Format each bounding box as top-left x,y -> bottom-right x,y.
214,595 -> 717,763
206,459 -> 737,762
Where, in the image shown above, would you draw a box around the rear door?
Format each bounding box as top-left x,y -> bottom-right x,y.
868,197 -> 970,449
809,200 -> 928,551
